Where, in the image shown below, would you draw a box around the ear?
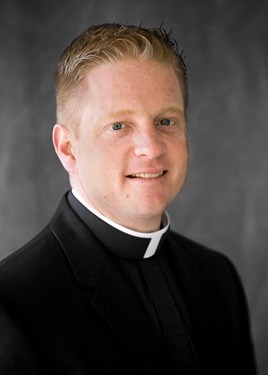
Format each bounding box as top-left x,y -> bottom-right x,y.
52,124 -> 77,174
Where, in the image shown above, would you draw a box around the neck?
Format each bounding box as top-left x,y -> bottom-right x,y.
120,215 -> 162,233
71,188 -> 168,236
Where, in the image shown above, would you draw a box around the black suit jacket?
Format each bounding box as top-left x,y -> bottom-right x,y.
0,194 -> 257,374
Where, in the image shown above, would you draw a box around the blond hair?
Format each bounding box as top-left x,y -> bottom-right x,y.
55,23 -> 188,127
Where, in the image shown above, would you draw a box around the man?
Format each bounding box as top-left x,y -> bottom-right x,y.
0,24 -> 257,374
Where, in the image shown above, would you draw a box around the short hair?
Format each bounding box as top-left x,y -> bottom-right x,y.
55,23 -> 188,127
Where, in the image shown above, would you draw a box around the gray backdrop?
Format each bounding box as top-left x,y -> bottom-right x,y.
0,0 -> 267,373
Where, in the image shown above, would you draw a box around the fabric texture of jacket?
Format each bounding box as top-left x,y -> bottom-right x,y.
0,193 -> 257,374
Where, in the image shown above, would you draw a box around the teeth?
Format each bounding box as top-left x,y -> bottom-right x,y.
129,171 -> 164,178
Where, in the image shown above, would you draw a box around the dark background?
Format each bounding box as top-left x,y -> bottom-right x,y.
0,0 -> 267,372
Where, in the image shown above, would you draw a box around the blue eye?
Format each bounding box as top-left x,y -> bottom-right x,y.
110,122 -> 125,130
159,118 -> 172,126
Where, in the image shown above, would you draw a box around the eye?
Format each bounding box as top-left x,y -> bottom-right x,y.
159,118 -> 174,126
109,122 -> 126,131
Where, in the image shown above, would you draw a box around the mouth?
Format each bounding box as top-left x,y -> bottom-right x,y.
126,171 -> 166,179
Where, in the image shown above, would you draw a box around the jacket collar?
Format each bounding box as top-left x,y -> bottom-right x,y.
50,193 -> 105,287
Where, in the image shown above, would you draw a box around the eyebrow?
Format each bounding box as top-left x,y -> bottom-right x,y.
158,106 -> 184,115
99,106 -> 184,123
100,110 -> 135,123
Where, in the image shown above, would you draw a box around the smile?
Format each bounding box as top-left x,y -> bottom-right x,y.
127,171 -> 166,179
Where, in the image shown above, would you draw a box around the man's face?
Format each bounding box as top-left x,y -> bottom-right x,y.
68,58 -> 188,232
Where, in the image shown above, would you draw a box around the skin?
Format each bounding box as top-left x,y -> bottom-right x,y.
53,57 -> 189,232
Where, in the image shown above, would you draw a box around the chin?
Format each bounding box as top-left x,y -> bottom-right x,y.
134,203 -> 167,221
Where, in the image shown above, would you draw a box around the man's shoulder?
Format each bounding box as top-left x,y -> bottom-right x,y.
168,229 -> 226,259
0,223 -> 67,297
167,229 -> 240,285
0,225 -> 58,272
0,193 -> 73,280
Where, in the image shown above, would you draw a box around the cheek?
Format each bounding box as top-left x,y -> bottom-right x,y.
74,140 -> 97,176
80,143 -> 117,179
172,141 -> 189,178
172,137 -> 188,160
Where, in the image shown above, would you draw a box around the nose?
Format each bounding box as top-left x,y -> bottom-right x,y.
133,125 -> 166,159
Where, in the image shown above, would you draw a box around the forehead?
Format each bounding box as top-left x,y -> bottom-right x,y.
88,57 -> 178,82
81,58 -> 184,109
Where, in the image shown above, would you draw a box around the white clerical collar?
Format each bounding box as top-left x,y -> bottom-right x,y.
72,189 -> 170,258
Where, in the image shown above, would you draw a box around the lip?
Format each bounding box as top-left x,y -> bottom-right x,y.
126,170 -> 167,179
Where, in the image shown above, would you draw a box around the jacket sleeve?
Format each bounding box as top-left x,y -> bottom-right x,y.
222,254 -> 258,374
0,302 -> 44,375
